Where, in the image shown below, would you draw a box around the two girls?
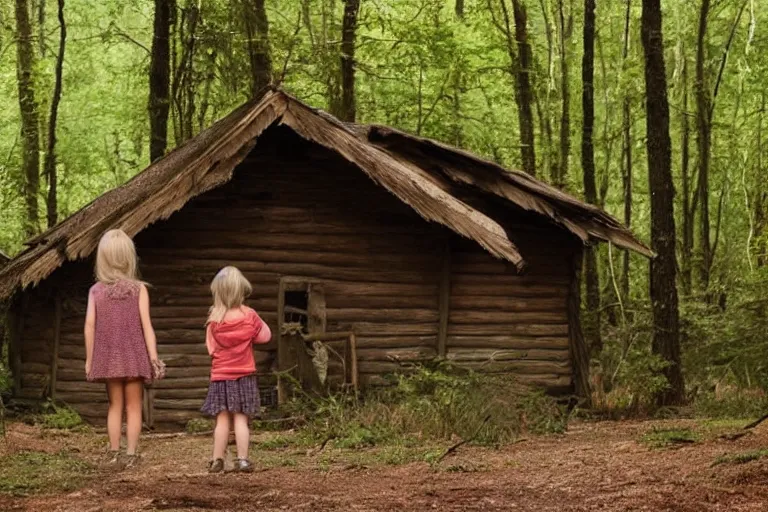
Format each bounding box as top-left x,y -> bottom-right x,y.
86,230 -> 270,472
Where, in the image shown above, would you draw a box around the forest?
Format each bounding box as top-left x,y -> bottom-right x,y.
2,0 -> 768,411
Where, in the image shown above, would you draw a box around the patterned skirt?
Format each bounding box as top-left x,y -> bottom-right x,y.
201,375 -> 261,418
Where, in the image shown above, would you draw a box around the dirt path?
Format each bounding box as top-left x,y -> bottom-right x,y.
2,420 -> 768,511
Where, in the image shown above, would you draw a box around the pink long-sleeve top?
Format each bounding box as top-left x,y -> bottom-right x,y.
206,306 -> 272,381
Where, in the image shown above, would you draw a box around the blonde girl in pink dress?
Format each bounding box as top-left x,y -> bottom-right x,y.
84,229 -> 160,467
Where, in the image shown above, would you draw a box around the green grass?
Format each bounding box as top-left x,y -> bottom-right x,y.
185,418 -> 214,434
712,449 -> 768,466
40,406 -> 86,431
0,451 -> 93,495
640,426 -> 700,449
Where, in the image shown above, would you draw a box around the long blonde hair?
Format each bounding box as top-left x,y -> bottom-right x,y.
208,266 -> 252,324
95,229 -> 141,284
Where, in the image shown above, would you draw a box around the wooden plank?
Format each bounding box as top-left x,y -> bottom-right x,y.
449,296 -> 567,312
326,308 -> 439,323
450,283 -> 568,298
355,347 -> 436,361
446,335 -> 569,350
448,323 -> 569,336
437,242 -> 451,358
354,336 -> 436,348
448,310 -> 567,325
322,282 -> 438,298
349,333 -> 358,393
50,295 -> 62,400
445,348 -> 570,362
327,322 -> 438,336
154,398 -> 204,410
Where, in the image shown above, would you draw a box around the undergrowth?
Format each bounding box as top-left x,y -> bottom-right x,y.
713,448 -> 768,466
0,451 -> 92,495
639,426 -> 700,449
280,362 -> 568,449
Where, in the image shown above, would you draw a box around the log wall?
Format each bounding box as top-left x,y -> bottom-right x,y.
13,126 -> 579,426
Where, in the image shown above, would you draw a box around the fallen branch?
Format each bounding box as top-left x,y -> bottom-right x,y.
743,412 -> 768,430
436,414 -> 492,463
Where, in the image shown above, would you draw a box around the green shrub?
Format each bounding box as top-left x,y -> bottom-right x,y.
640,426 -> 699,449
185,418 -> 214,434
40,405 -> 84,430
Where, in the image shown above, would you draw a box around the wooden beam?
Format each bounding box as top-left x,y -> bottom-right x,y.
49,294 -> 62,400
567,247 -> 591,402
437,241 -> 452,358
9,293 -> 28,396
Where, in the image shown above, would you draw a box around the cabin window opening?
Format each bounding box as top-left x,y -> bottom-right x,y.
283,290 -> 308,335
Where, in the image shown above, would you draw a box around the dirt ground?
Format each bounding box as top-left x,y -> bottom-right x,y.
2,419 -> 768,511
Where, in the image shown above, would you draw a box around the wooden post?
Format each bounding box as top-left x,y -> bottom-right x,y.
349,332 -> 358,393
49,294 -> 62,400
9,293 -> 28,396
567,247 -> 591,402
276,279 -> 287,404
437,241 -> 452,358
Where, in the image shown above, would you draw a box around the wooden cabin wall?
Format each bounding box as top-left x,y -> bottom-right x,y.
14,125 -> 581,426
446,230 -> 578,392
132,126 -> 445,425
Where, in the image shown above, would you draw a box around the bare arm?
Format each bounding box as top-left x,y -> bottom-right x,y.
139,284 -> 159,361
205,324 -> 216,355
252,315 -> 272,344
84,289 -> 96,375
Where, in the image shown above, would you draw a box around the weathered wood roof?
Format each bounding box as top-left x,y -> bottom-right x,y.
0,89 -> 652,301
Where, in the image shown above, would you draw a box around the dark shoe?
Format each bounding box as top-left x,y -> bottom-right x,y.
208,458 -> 225,473
122,453 -> 140,469
100,450 -> 121,469
232,458 -> 254,473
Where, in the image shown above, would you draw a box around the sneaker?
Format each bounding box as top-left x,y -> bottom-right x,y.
232,458 -> 254,473
101,450 -> 121,469
208,458 -> 225,473
122,453 -> 140,469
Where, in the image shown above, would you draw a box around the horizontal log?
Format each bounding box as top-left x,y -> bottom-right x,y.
57,368 -> 90,382
152,314 -> 276,330
154,388 -> 209,400
325,295 -> 438,310
152,410 -> 205,424
57,358 -> 84,371
157,344 -> 209,356
139,231 -> 438,253
449,296 -> 566,312
448,323 -> 569,336
446,336 -> 569,350
154,398 -> 205,411
56,381 -> 106,393
355,336 -> 437,348
21,362 -> 50,374
151,283 -> 279,299
57,391 -> 108,404
69,403 -> 108,418
326,308 -> 439,323
450,283 -> 568,298
451,274 -> 570,287
453,360 -> 571,375
327,322 -> 438,336
153,376 -> 212,389
356,347 -> 436,362
21,374 -> 48,390
165,366 -> 212,379
322,282 -> 438,297
445,348 -> 570,362
59,345 -> 85,359
448,311 -> 567,325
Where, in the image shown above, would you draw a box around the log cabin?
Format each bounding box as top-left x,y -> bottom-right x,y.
0,89 -> 652,427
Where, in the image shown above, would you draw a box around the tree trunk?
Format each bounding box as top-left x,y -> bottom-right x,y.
556,0 -> 572,188
620,0 -> 632,301
244,0 -> 272,99
641,0 -> 685,406
680,54 -> 693,295
538,0 -> 556,183
510,0 -> 536,176
695,0 -> 711,293
44,0 -> 66,228
15,0 -> 40,237
455,0 -> 465,19
756,93 -> 767,268
580,0 -> 600,354
340,0 -> 360,122
149,0 -> 173,162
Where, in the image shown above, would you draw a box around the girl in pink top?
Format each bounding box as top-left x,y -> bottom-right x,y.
84,229 -> 160,468
201,266 -> 271,473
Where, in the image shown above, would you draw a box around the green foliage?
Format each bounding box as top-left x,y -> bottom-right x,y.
284,363 -> 567,448
185,417 -> 214,434
712,449 -> 768,467
0,451 -> 92,495
39,404 -> 84,431
639,426 -> 699,449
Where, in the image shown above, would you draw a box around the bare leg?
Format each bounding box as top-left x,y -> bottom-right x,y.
124,379 -> 144,455
233,413 -> 250,460
212,412 -> 231,460
106,379 -> 124,451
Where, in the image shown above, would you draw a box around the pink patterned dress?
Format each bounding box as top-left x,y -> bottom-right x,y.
86,280 -> 152,383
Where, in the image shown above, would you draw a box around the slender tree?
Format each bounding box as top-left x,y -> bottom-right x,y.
340,0 -> 360,122
680,53 -> 693,295
15,0 -> 40,237
455,0 -> 465,19
556,0 -> 573,188
695,0 -> 712,292
148,0 -> 173,162
620,0 -> 633,300
43,0 -> 66,228
581,0 -> 600,354
641,0 -> 685,405
510,0 -> 536,176
244,0 -> 272,98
